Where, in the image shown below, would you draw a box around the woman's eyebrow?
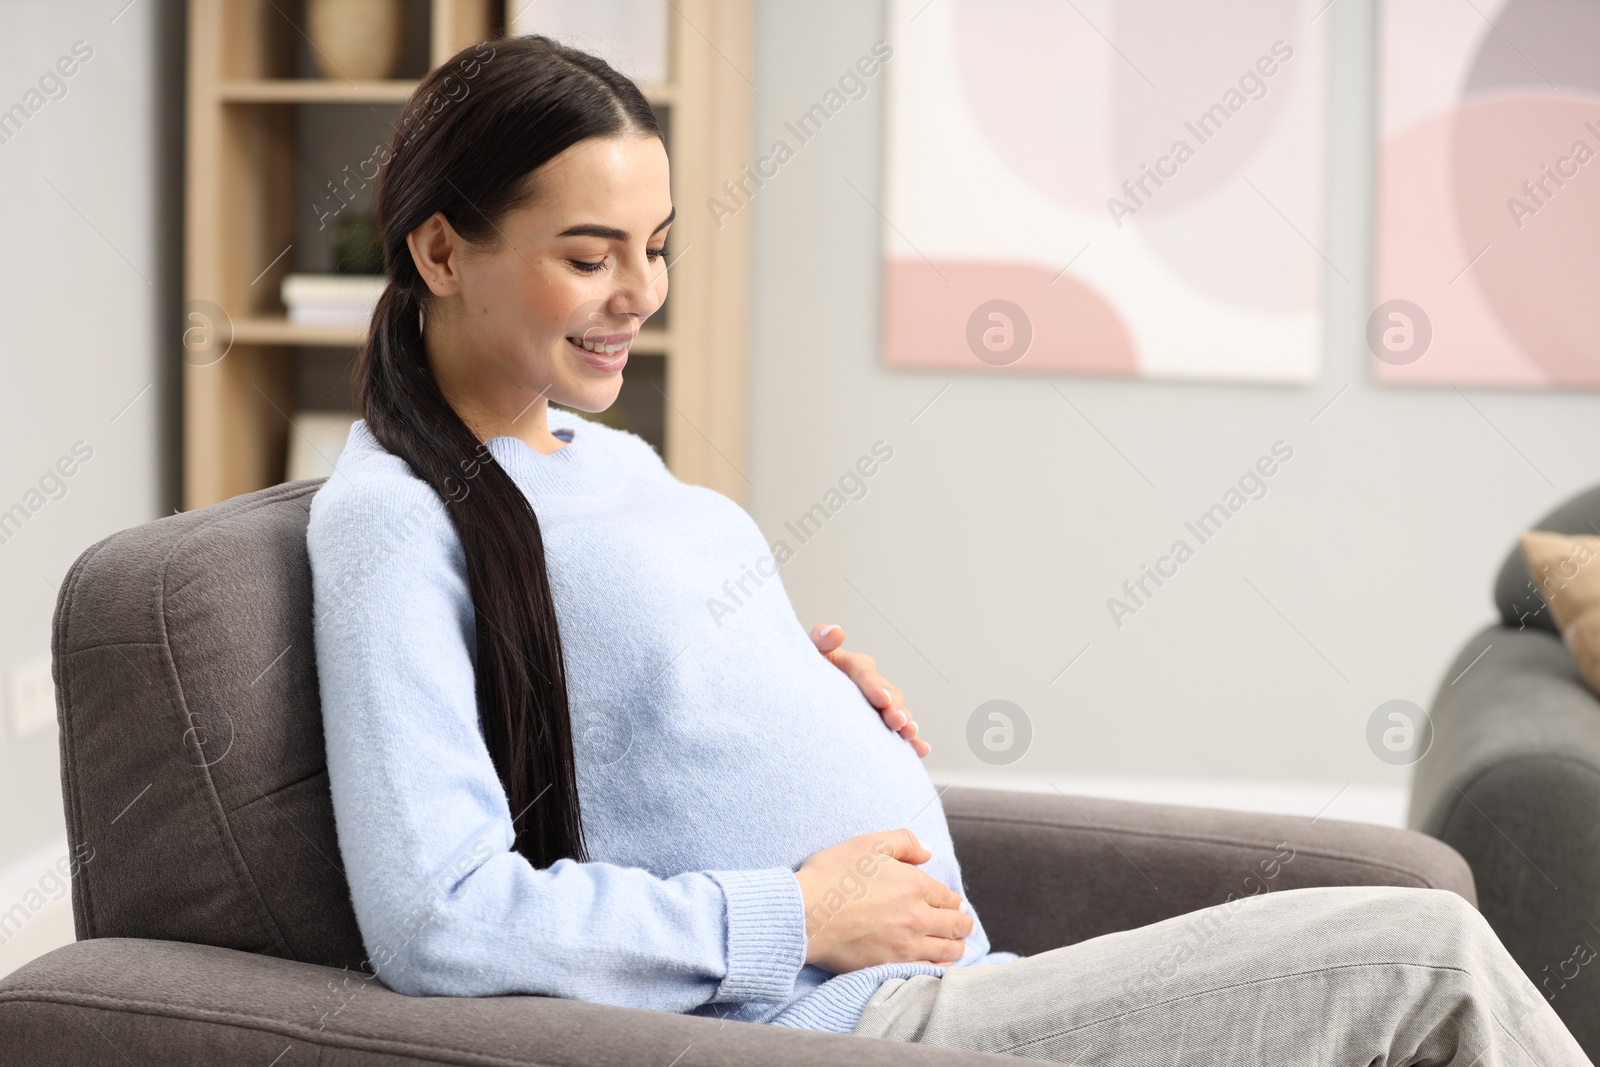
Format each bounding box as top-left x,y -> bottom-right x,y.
557,206 -> 676,241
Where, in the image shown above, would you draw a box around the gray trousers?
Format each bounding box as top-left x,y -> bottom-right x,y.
851,885 -> 1591,1065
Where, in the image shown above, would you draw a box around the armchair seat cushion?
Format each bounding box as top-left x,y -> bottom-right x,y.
0,937 -> 1038,1067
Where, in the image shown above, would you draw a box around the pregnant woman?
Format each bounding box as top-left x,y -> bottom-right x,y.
306,34 -> 1590,1065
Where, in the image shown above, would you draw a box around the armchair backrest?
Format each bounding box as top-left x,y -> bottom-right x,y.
52,479 -> 367,970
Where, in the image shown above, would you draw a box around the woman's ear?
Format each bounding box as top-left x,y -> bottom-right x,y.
406,210 -> 465,298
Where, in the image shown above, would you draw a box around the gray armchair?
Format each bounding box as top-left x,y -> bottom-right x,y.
0,479 -> 1476,1066
1409,483 -> 1600,1059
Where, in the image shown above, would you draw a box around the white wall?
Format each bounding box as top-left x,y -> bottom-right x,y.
0,0 -> 181,973
745,0 -> 1599,808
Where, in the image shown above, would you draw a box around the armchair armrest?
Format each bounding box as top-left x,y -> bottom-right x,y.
1409,622 -> 1600,837
0,937 -> 1048,1067
942,784 -> 1476,958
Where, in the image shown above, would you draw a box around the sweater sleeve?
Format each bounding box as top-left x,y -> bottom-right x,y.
306,476 -> 808,1008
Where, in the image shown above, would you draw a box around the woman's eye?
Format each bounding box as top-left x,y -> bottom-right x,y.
571,249 -> 665,273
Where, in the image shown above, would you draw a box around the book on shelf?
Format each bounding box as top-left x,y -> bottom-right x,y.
281,273 -> 387,326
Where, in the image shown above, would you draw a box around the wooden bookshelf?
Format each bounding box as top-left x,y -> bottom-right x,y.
182,0 -> 753,509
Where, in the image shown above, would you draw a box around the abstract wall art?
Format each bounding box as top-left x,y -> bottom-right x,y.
880,0 -> 1328,383
1372,0 -> 1600,387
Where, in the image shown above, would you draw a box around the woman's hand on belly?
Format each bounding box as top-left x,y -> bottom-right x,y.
792,827 -> 972,974
811,623 -> 930,757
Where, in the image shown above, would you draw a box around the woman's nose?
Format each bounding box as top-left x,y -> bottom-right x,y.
614,249 -> 667,320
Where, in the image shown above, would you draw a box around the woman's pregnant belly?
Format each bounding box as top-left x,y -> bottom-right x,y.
570,615 -> 954,879
540,473 -> 987,962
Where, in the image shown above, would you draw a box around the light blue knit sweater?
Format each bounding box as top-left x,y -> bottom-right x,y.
306,405 -> 1014,1034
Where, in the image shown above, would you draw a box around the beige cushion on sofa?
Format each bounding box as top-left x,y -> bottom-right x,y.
1520,530 -> 1600,692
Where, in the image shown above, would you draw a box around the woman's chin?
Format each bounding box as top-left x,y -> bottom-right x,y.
554,380 -> 625,416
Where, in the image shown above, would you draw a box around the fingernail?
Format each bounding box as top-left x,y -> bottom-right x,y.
819,624 -> 839,637
881,687 -> 893,706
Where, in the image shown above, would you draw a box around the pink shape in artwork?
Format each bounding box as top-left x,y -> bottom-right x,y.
1373,106 -> 1545,386
882,259 -> 1139,375
1106,0 -> 1300,216
1451,93 -> 1600,386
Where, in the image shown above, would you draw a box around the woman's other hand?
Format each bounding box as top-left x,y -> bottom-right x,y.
793,828 -> 972,973
810,623 -> 930,757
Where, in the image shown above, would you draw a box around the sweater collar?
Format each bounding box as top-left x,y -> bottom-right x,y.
489,404 -> 624,501
484,417 -> 611,500
348,408 -> 612,501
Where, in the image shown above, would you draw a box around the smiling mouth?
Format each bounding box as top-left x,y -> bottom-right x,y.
568,333 -> 632,355
566,332 -> 632,371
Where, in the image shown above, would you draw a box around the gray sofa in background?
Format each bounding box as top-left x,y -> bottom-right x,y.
0,479 -> 1477,1065
1410,484 -> 1600,1059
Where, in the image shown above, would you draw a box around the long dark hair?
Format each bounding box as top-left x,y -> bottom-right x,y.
354,35 -> 662,869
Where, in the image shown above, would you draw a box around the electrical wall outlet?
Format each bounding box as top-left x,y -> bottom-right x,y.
6,655 -> 56,741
